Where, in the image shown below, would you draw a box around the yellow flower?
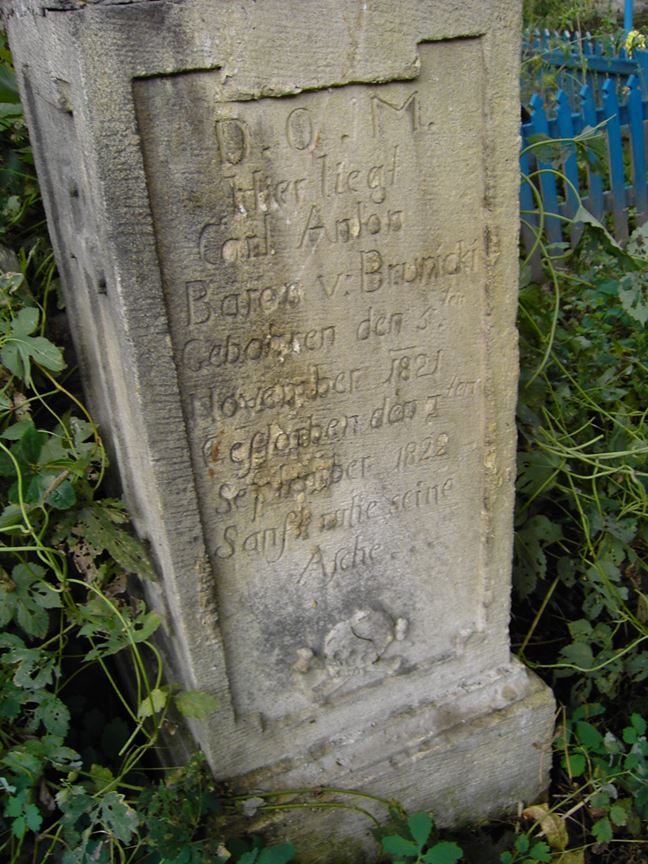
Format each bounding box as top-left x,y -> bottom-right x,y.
625,29 -> 646,58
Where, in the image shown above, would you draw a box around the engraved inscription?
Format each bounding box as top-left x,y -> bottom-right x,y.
134,39 -> 489,721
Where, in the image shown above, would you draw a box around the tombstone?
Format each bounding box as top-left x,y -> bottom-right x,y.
5,0 -> 555,855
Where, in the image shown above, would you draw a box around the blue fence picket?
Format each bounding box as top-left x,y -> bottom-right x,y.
580,84 -> 604,220
520,145 -> 540,265
627,74 -> 648,222
602,80 -> 629,241
529,93 -> 564,252
555,89 -> 580,222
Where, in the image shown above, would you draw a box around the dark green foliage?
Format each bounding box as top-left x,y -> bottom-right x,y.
378,811 -> 463,864
515,221 -> 648,708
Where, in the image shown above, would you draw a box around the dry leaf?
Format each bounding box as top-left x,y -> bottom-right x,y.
522,803 -> 569,851
556,850 -> 585,864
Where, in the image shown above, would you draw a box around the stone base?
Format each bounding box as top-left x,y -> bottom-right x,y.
224,661 -> 555,863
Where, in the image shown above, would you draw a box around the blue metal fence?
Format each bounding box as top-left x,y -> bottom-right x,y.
521,30 -> 648,259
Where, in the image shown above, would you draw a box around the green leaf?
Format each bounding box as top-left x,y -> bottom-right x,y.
237,852 -> 259,864
559,642 -> 594,670
72,503 -> 154,578
9,562 -> 61,639
591,816 -> 613,843
56,784 -> 97,828
0,307 -> 64,381
622,725 -> 638,744
573,204 -> 621,250
382,835 -> 421,858
47,478 -> 76,510
19,424 -> 46,463
631,713 -> 647,736
13,306 -> 39,336
422,841 -> 463,864
24,802 -> 42,833
408,811 -> 433,846
515,835 -> 530,853
514,515 -> 562,597
34,693 -> 70,737
609,804 -> 627,827
0,504 -> 26,532
257,844 -> 295,864
174,689 -> 219,719
99,791 -> 139,843
41,736 -> 82,770
562,752 -> 586,777
528,841 -> 551,862
618,272 -> 648,325
575,721 -> 603,751
89,764 -> 114,793
2,419 -> 35,440
137,687 -> 168,719
568,619 -> 593,640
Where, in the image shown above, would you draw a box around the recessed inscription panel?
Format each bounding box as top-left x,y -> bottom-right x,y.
135,39 -> 487,721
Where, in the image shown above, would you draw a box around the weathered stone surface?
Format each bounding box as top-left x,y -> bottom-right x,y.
5,0 -> 555,850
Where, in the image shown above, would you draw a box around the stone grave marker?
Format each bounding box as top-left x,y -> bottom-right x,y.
6,0 -> 555,852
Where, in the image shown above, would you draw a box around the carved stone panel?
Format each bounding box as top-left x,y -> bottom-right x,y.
135,40 -> 489,723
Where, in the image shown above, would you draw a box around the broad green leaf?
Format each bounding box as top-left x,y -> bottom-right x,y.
99,791 -> 139,842
568,619 -> 592,640
573,205 -> 621,249
12,306 -> 39,336
559,642 -> 594,670
591,816 -> 613,843
575,721 -> 603,750
422,841 -> 463,864
1,419 -> 35,440
0,66 -> 19,103
382,835 -> 420,858
631,713 -> 647,736
1,746 -> 43,780
1,307 -> 64,381
618,272 -> 648,325
73,503 -> 154,578
236,852 -> 259,864
19,425 -> 46,463
10,562 -> 61,639
408,811 -> 433,846
609,803 -> 627,826
23,802 -> 42,833
0,578 -> 17,626
47,478 -> 76,510
174,689 -> 219,719
562,752 -> 586,777
514,835 -> 529,853
6,791 -> 27,818
56,785 -> 97,827
0,449 -> 17,477
137,687 -> 168,719
622,725 -> 638,744
528,841 -> 551,862
89,764 -> 114,793
0,504 -> 26,532
257,844 -> 295,864
34,694 -> 70,737
40,736 -> 82,770
10,814 -> 26,839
